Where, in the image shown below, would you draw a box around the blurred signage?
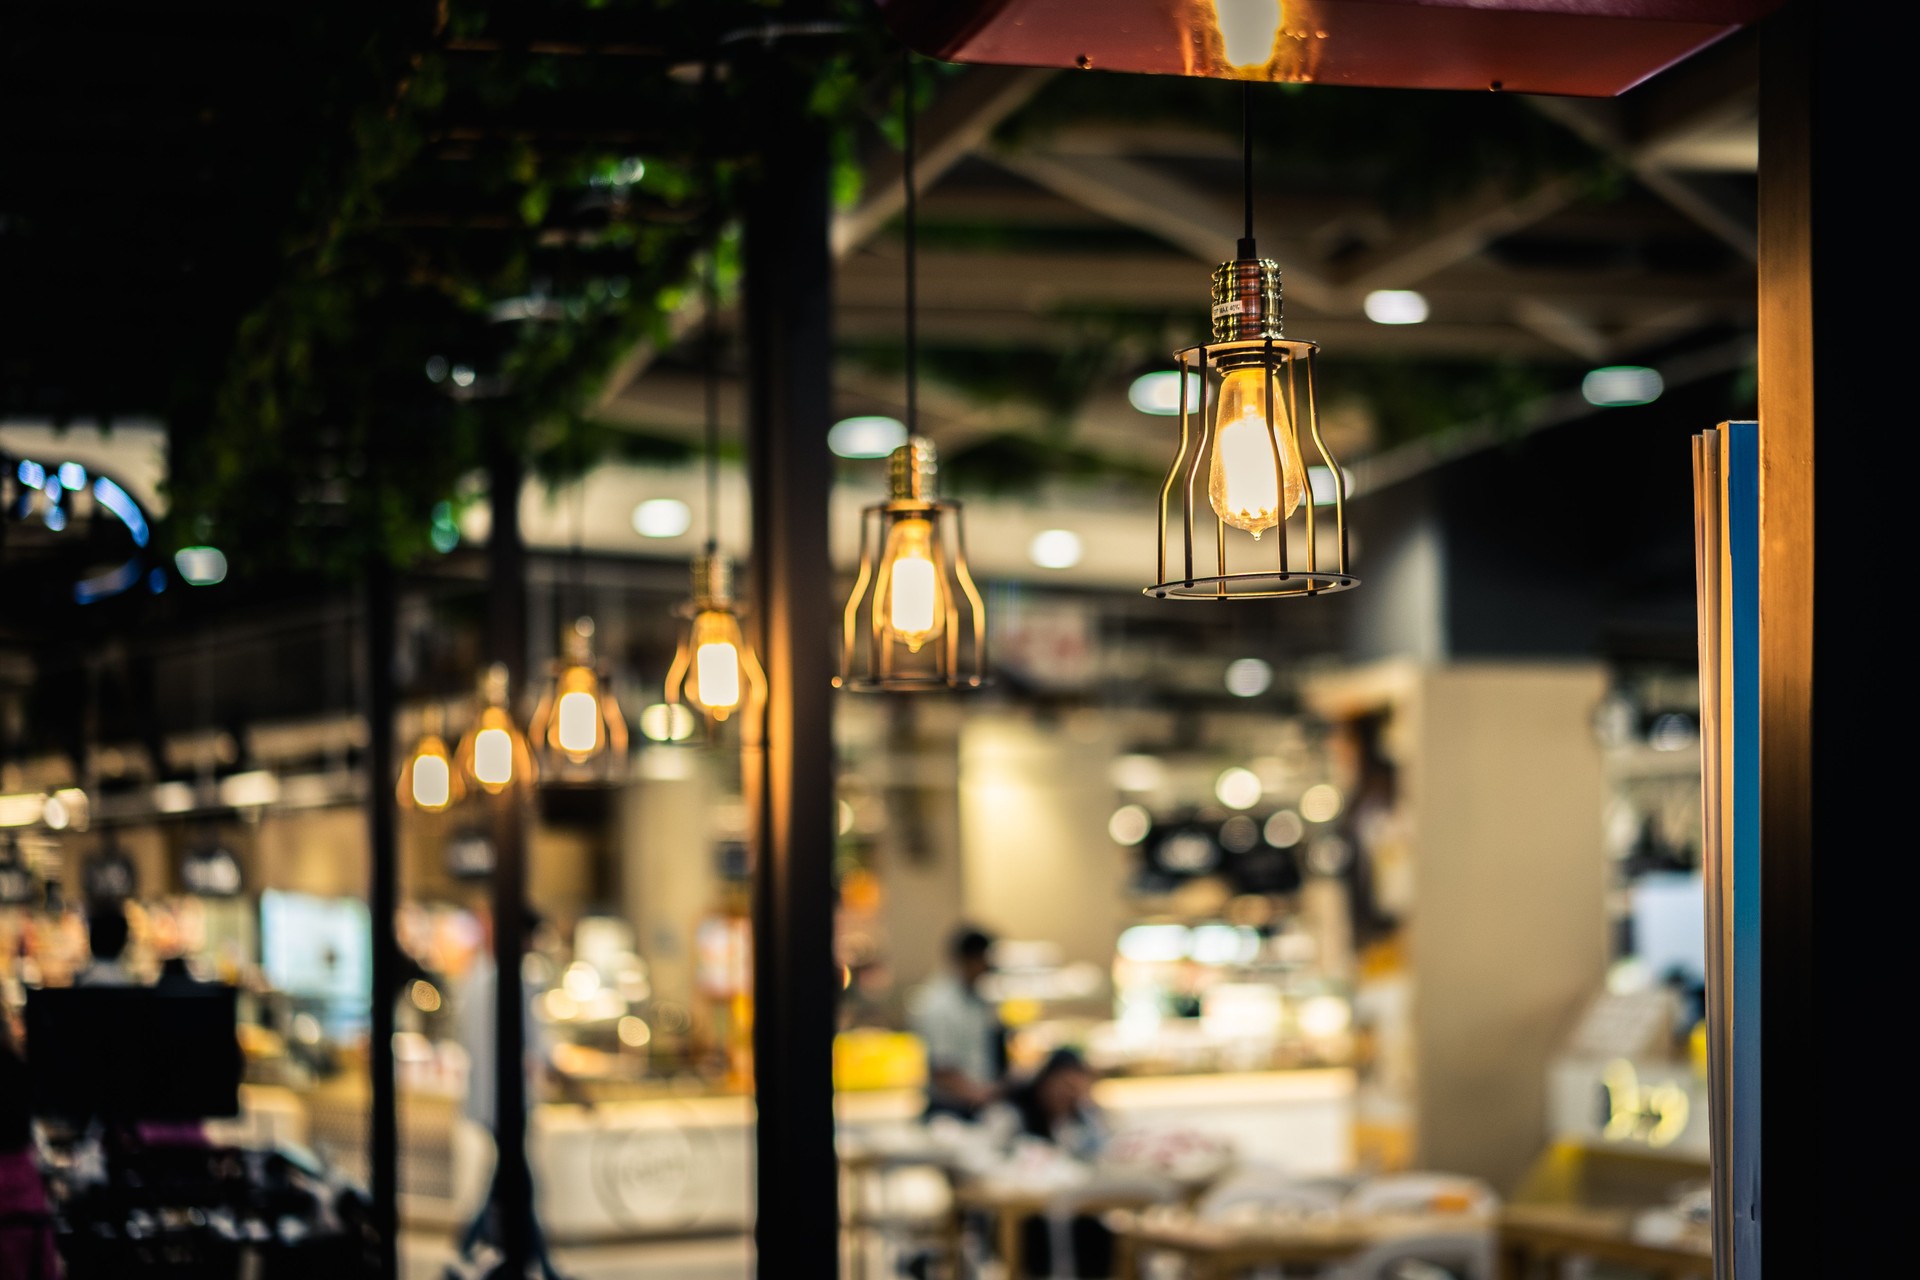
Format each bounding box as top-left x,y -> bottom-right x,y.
993,600 -> 1095,690
84,848 -> 136,903
182,844 -> 243,898
445,832 -> 494,881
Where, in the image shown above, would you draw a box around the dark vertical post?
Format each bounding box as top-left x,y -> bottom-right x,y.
364,557 -> 400,1279
743,48 -> 840,1272
1759,3 -> 1903,1277
486,438 -> 533,1277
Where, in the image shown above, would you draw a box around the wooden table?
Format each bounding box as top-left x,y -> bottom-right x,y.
1497,1204 -> 1711,1280
952,1180 -> 1183,1280
840,1146 -> 963,1280
1108,1209 -> 1494,1280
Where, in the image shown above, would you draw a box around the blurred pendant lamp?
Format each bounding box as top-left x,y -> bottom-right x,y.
1145,84 -> 1357,601
399,703 -> 464,813
664,242 -> 766,730
455,663 -> 536,795
528,495 -> 629,782
837,51 -> 986,692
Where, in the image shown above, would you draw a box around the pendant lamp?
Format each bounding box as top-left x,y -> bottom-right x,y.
455,664 -> 536,795
1145,86 -> 1356,601
664,241 -> 767,731
399,703 -> 464,812
837,52 -> 987,691
529,616 -> 630,781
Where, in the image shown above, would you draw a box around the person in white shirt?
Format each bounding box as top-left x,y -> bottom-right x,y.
909,925 -> 1006,1120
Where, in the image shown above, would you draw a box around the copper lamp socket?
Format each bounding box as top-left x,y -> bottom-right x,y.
888,437 -> 940,502
691,550 -> 734,606
1210,257 -> 1284,342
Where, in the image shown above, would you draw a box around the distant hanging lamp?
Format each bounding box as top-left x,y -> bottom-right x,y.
400,704 -> 465,813
529,618 -> 630,782
664,249 -> 767,731
528,494 -> 629,782
837,52 -> 986,692
455,664 -> 536,795
1145,85 -> 1356,601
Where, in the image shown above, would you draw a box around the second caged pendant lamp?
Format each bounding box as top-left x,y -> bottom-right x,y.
837,51 -> 986,692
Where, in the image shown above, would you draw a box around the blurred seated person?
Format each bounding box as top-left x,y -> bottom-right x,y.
78,902 -> 136,986
983,1050 -> 1113,1277
910,925 -> 1006,1120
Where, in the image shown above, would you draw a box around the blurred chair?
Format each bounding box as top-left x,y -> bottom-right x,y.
1039,1170 -> 1179,1279
1321,1231 -> 1496,1280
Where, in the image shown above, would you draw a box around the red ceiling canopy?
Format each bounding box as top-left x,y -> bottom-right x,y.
877,0 -> 1782,97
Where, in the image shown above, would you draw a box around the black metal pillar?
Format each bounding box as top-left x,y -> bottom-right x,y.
363,558 -> 400,1278
485,439 -> 534,1278
743,51 -> 840,1273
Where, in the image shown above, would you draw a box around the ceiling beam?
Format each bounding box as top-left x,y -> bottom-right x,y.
592,66 -> 1053,414
992,150 -> 1345,310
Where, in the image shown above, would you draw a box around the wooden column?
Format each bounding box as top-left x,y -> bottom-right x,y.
1756,3 -> 1903,1274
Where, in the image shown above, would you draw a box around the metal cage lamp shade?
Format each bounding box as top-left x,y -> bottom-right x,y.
1146,252 -> 1357,601
528,617 -> 630,782
664,550 -> 767,729
454,664 -> 537,795
837,437 -> 986,691
398,703 -> 465,813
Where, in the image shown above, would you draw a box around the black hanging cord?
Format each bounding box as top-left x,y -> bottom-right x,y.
702,59 -> 722,555
1238,81 -> 1256,260
902,47 -> 919,436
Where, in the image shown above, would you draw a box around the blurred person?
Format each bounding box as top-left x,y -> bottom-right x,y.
0,1012 -> 60,1278
987,1048 -> 1108,1159
984,1049 -> 1113,1278
453,908 -> 575,1280
909,925 -> 1006,1120
76,903 -> 134,987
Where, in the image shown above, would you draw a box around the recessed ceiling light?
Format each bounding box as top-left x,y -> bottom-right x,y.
1363,289 -> 1429,325
1128,371 -> 1202,417
828,416 -> 908,459
1028,528 -> 1083,570
631,498 -> 692,539
1581,365 -> 1664,407
1224,657 -> 1273,697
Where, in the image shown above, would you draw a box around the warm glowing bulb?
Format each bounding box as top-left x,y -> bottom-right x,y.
411,754 -> 452,810
696,641 -> 742,715
1207,365 -> 1305,538
878,517 -> 945,651
556,690 -> 599,755
473,727 -> 514,788
1213,0 -> 1282,68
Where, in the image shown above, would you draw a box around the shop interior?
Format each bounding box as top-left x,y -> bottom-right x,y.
0,1 -> 1814,1277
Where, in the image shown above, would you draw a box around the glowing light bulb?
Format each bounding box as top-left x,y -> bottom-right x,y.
473,727 -> 514,789
1213,0 -> 1282,69
555,691 -> 599,755
690,609 -> 746,719
1207,365 -> 1305,538
411,754 -> 452,810
697,641 -> 742,713
878,517 -> 945,651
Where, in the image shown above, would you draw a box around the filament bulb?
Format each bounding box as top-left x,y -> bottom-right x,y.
1207,365 -> 1305,538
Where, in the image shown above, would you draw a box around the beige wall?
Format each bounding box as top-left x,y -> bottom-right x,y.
1411,664 -> 1608,1189
957,713 -> 1129,971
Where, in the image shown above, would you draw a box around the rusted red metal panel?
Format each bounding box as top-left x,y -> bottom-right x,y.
877,0 -> 1782,96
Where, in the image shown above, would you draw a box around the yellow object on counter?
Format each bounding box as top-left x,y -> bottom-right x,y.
833,1029 -> 927,1092
1689,1020 -> 1708,1078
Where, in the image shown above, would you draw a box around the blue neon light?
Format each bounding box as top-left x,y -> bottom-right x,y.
90,476 -> 150,547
